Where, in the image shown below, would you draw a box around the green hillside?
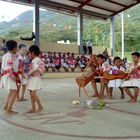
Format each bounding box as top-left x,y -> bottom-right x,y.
0,4 -> 140,52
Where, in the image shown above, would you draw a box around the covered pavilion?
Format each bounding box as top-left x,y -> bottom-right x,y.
2,0 -> 140,55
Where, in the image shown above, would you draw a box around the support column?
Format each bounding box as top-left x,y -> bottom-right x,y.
110,16 -> 115,57
121,12 -> 124,59
33,0 -> 40,47
77,10 -> 83,54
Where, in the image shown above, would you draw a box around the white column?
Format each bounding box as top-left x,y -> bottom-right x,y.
77,10 -> 83,54
121,12 -> 124,59
33,0 -> 40,47
110,16 -> 115,57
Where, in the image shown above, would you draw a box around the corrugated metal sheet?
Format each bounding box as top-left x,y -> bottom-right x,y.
2,0 -> 140,19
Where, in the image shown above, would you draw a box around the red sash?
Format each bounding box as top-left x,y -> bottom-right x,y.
1,69 -> 21,84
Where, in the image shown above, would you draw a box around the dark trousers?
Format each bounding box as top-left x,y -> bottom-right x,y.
88,46 -> 92,55
83,46 -> 87,54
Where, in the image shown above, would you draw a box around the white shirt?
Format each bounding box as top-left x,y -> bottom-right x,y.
1,52 -> 18,73
108,65 -> 125,88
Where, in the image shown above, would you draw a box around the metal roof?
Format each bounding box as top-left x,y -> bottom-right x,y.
3,0 -> 140,19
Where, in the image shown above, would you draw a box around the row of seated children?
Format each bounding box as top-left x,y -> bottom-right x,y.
40,52 -> 89,72
90,52 -> 140,103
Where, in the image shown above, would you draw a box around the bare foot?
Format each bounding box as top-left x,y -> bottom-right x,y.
127,99 -> 132,103
6,110 -> 18,115
37,107 -> 44,112
17,98 -> 21,102
26,109 -> 36,113
20,98 -> 28,101
3,106 -> 7,110
91,94 -> 99,97
98,95 -> 105,99
109,96 -> 113,99
121,96 -> 125,99
127,99 -> 137,103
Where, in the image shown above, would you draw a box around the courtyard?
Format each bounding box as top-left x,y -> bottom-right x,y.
0,78 -> 140,140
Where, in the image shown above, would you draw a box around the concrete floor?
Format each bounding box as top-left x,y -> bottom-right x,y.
0,78 -> 140,140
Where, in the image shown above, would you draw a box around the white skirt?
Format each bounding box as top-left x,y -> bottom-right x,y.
108,79 -> 123,88
70,64 -> 75,68
45,64 -> 49,67
19,74 -> 28,85
0,74 -> 17,90
121,78 -> 140,88
28,76 -> 42,91
63,63 -> 69,68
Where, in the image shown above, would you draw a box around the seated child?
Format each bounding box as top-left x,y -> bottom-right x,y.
47,55 -> 55,72
58,52 -> 62,58
53,52 -> 56,58
27,45 -> 45,113
91,54 -> 110,99
108,57 -> 125,99
66,52 -> 70,58
79,56 -> 87,71
43,55 -> 49,72
121,52 -> 140,103
76,56 -> 80,67
68,56 -> 76,72
61,56 -> 69,72
0,40 -> 18,114
54,56 -> 61,72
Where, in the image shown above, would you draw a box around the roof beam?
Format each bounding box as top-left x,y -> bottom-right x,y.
78,0 -> 92,9
3,0 -> 140,20
104,0 -> 127,7
39,0 -> 108,19
3,0 -> 32,5
40,0 -> 77,12
87,3 -> 115,13
69,0 -> 115,13
111,0 -> 140,16
83,9 -> 107,19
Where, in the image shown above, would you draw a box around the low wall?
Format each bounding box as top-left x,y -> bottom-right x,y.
0,38 -> 111,55
41,42 -> 79,53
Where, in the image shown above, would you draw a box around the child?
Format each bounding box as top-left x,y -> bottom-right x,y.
43,54 -> 49,72
91,54 -> 110,99
121,52 -> 140,103
61,55 -> 69,72
76,56 -> 80,67
58,52 -> 62,58
54,56 -> 61,72
108,57 -> 125,99
68,55 -> 76,72
79,55 -> 87,71
0,40 -> 18,114
47,53 -> 55,72
27,45 -> 45,113
16,44 -> 30,101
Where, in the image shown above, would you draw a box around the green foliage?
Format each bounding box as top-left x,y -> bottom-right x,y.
0,4 -> 140,52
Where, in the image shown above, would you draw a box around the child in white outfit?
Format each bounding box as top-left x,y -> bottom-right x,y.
1,40 -> 18,115
27,45 -> 45,113
16,44 -> 30,101
121,52 -> 140,103
108,57 -> 125,99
